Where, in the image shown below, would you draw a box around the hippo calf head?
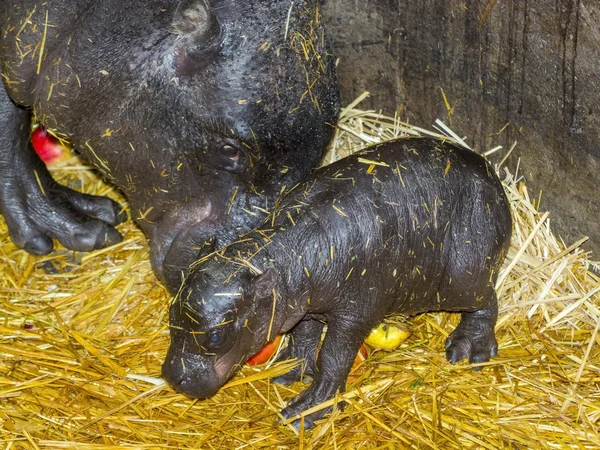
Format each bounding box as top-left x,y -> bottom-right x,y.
162,257 -> 282,397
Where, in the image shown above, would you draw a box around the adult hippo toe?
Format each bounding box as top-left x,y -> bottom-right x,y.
0,0 -> 339,291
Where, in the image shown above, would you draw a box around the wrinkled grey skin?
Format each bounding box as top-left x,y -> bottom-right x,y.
0,0 -> 339,291
163,138 -> 513,429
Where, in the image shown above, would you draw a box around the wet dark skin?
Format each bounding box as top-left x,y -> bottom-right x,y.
162,138 -> 513,429
0,0 -> 339,291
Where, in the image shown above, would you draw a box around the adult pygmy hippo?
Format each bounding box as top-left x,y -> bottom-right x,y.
0,0 -> 339,291
162,137 -> 513,428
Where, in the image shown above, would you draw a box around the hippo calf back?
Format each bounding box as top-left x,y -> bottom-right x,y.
163,137 -> 512,428
0,0 -> 339,290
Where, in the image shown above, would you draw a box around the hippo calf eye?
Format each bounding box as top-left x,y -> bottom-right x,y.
207,329 -> 227,349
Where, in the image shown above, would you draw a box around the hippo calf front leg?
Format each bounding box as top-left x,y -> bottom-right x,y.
280,317 -> 372,429
272,318 -> 325,386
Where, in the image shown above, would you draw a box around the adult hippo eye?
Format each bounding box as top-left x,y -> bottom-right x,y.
220,145 -> 239,161
215,143 -> 246,173
207,329 -> 228,350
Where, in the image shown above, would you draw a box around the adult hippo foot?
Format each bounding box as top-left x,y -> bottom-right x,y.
0,169 -> 125,255
272,319 -> 324,386
445,304 -> 499,370
1,81 -> 125,256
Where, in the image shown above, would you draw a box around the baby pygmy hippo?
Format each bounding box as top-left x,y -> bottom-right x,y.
162,137 -> 512,428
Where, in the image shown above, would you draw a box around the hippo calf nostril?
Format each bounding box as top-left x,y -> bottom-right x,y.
173,374 -> 190,387
161,362 -> 183,387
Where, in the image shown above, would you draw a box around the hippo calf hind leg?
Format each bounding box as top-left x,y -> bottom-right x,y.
445,294 -> 499,370
272,318 -> 324,386
280,317 -> 371,429
0,83 -> 125,255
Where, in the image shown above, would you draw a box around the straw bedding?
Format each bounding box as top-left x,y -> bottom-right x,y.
1,95 -> 599,449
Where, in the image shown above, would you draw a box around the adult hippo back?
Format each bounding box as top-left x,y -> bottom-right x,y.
0,0 -> 339,291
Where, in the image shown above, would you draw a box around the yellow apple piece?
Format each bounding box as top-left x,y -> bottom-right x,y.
365,324 -> 411,350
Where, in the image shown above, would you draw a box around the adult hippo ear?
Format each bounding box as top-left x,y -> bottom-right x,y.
172,0 -> 223,75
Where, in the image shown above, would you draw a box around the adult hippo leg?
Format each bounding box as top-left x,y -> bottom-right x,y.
272,318 -> 325,386
0,82 -> 125,255
445,293 -> 499,370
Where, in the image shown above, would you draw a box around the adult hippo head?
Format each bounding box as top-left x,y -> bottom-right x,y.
0,0 -> 339,292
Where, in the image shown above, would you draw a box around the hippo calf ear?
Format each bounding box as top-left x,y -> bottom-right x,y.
172,0 -> 222,75
194,235 -> 217,263
252,268 -> 278,300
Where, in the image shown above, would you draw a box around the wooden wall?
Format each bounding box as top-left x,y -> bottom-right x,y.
323,0 -> 600,257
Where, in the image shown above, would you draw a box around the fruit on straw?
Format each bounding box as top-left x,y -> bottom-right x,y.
354,343 -> 368,365
31,126 -> 70,164
364,323 -> 411,350
247,334 -> 283,366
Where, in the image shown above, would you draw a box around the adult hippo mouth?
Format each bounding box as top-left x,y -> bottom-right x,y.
144,184 -> 271,293
145,198 -> 213,290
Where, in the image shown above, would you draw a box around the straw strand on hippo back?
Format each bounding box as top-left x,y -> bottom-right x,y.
0,0 -> 339,291
162,137 -> 513,429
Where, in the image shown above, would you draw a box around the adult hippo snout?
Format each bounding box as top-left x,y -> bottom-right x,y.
147,188 -> 269,292
146,198 -> 213,289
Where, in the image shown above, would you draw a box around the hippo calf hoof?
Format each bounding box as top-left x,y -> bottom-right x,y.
272,372 -> 301,387
280,402 -> 321,431
271,357 -> 315,387
281,415 -> 315,431
272,372 -> 314,387
279,380 -> 343,430
445,328 -> 498,370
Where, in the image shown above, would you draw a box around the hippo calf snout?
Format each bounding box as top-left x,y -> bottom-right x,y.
162,350 -> 221,399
